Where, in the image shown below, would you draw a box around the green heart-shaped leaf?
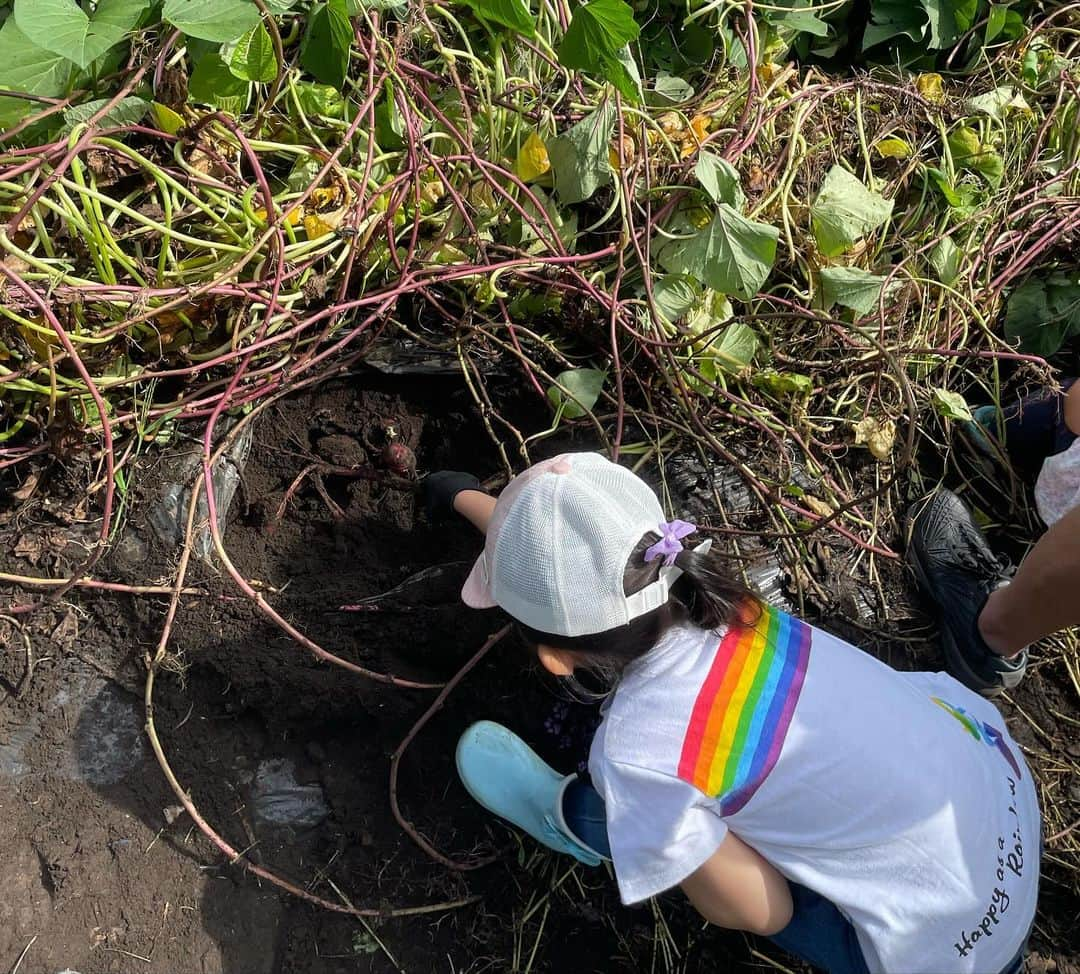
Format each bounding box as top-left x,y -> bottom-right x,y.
162,0 -> 261,42
15,0 -> 149,69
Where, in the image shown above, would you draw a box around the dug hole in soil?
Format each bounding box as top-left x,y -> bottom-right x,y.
0,371 -> 1077,974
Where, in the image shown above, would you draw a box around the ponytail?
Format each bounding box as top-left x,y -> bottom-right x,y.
670,543 -> 762,631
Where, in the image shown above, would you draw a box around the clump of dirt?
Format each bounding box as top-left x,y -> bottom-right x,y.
0,372 -> 1077,974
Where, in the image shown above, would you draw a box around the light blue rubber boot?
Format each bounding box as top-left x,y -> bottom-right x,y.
965,404 -> 1000,458
456,721 -> 605,866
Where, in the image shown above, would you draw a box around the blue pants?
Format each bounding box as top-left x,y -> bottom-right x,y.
563,779 -> 1028,974
988,377 -> 1077,477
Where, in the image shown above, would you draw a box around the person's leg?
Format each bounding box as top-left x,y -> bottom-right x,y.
970,379 -> 1077,474
978,502 -> 1080,656
767,884 -> 871,974
562,784 -> 870,974
560,776 -> 611,856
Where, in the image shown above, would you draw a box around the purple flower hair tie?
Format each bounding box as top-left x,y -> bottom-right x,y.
644,519 -> 697,567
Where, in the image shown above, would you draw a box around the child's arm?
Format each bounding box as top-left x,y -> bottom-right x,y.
1066,381 -> 1080,436
454,490 -> 496,534
425,472 -> 493,533
680,832 -> 793,936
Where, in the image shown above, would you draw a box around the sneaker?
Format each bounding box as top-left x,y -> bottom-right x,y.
908,490 -> 1027,695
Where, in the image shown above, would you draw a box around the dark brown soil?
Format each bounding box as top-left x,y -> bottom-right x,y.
1,373 -> 1077,974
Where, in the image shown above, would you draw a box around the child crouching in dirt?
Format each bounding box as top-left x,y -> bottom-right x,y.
425,453 -> 1040,974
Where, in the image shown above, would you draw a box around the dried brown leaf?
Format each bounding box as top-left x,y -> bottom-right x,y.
51,607 -> 79,650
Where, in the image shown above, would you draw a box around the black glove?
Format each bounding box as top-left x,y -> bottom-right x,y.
424,470 -> 483,523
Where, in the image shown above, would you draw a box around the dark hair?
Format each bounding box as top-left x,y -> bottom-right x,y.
518,534 -> 760,685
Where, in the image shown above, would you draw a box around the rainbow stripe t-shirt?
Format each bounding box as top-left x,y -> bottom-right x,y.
676,605 -> 811,814
589,610 -> 1040,972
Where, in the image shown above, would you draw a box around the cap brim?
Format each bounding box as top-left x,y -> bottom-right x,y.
462,554 -> 498,609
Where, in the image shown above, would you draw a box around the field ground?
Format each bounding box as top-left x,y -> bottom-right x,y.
1,374 -> 1078,974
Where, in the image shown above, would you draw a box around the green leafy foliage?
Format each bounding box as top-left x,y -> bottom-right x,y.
647,72 -> 693,105
151,101 -> 186,134
455,0 -> 535,35
558,0 -> 640,100
611,44 -> 642,101
162,0 -> 260,43
684,289 -> 733,347
516,188 -> 578,253
694,152 -> 744,209
703,321 -> 758,375
639,14 -> 713,76
652,273 -> 700,325
14,0 -> 148,69
811,165 -> 893,257
1004,275 -> 1080,358
548,368 -> 605,418
374,82 -> 405,149
985,3 -> 1007,42
302,0 -> 352,89
928,236 -> 961,285
0,19 -> 71,125
947,126 -> 1003,187
966,86 -> 1030,119
932,388 -> 974,422
923,166 -> 979,214
227,23 -> 277,83
294,82 -> 346,118
188,53 -> 249,113
754,370 -> 813,397
819,266 -> 893,316
861,0 -> 926,49
286,154 -> 324,192
921,0 -> 977,48
547,101 -> 615,204
658,206 -> 779,300
768,1 -> 829,38
64,95 -> 149,129
766,0 -> 1020,60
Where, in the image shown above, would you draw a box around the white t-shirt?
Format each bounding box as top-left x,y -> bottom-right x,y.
1035,436 -> 1080,526
588,608 -> 1040,974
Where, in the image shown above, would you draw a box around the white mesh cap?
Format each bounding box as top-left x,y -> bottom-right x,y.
462,452 -> 689,636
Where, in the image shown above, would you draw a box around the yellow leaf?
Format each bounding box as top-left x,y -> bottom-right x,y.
608,135 -> 635,171
515,132 -> 550,182
657,112 -> 682,135
875,136 -> 912,159
680,114 -> 711,157
17,318 -> 60,361
687,205 -> 712,229
301,168 -> 351,238
916,73 -> 944,104
804,495 -> 834,518
303,213 -> 336,239
151,102 -> 185,135
310,186 -> 342,209
254,206 -> 301,226
758,61 -> 782,85
853,416 -> 896,461
430,242 -> 469,264
420,178 -> 445,205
